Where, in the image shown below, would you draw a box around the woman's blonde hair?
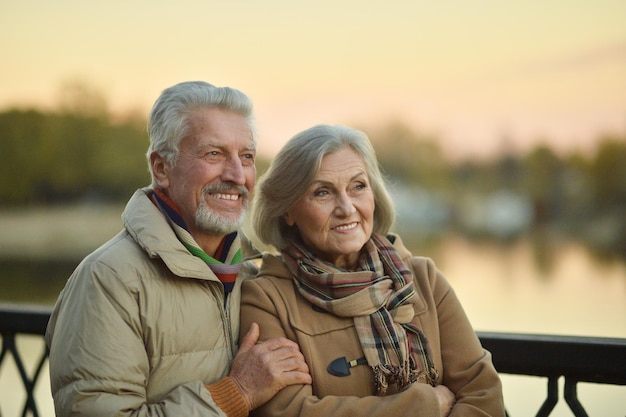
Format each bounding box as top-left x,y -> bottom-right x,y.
253,124 -> 395,250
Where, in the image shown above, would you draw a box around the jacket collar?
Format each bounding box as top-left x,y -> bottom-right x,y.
122,188 -> 261,280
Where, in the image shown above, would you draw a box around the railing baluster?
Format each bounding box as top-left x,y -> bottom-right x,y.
20,342 -> 48,417
3,333 -> 43,417
0,304 -> 52,417
535,377 -> 559,417
564,378 -> 589,417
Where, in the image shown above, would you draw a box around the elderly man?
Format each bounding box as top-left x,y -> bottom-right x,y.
45,81 -> 311,416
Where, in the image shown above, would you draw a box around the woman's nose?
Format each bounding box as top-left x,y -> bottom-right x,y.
334,193 -> 356,216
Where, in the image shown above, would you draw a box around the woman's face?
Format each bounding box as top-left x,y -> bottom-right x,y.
285,147 -> 375,270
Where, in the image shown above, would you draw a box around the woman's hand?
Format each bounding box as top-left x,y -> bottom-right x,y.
434,384 -> 456,416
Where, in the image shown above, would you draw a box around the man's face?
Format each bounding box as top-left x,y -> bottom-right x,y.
155,107 -> 256,239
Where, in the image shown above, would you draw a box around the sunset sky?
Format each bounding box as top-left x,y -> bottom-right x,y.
1,0 -> 625,159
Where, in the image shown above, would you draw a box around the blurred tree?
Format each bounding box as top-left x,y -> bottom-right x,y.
91,116 -> 151,200
589,137 -> 626,212
366,121 -> 451,190
48,114 -> 104,199
0,110 -> 148,206
495,152 -> 524,191
522,145 -> 566,224
0,110 -> 49,204
255,155 -> 272,178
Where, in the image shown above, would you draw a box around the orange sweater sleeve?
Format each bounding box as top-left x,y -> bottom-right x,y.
205,377 -> 249,417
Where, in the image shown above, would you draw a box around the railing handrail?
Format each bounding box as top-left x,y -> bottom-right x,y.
477,330 -> 626,385
1,303 -> 625,417
0,303 -> 52,335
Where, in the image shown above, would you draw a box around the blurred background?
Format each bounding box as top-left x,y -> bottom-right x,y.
1,1 -> 625,416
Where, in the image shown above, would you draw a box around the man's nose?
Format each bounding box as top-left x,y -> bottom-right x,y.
221,157 -> 246,185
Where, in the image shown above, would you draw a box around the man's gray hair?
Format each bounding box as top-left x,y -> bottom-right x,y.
146,81 -> 256,184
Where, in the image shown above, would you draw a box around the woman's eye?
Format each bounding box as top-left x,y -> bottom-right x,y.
313,189 -> 329,197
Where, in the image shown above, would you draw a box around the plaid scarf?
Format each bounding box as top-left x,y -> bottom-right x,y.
282,233 -> 438,395
151,188 -> 241,294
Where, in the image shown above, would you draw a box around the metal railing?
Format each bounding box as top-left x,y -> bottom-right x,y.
479,331 -> 626,416
0,304 -> 52,417
1,303 -> 625,417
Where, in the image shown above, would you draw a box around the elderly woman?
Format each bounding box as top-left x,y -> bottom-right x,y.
240,124 -> 505,417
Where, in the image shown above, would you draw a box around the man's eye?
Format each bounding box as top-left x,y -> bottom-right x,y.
241,153 -> 255,166
204,151 -> 222,159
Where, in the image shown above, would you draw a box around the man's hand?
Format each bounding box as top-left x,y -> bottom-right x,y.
229,323 -> 312,410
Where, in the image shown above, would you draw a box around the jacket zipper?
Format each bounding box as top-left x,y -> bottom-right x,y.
208,283 -> 235,360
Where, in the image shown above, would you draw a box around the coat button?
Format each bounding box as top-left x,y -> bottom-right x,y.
327,356 -> 367,377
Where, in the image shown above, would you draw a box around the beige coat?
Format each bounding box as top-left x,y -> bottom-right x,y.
240,234 -> 505,417
46,188 -> 258,417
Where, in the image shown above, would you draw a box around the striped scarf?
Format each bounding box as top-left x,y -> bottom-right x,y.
282,233 -> 438,395
151,188 -> 241,294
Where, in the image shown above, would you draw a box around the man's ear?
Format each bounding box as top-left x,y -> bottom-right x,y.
150,152 -> 170,189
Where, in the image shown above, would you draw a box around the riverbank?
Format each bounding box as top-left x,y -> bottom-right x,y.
0,203 -> 125,259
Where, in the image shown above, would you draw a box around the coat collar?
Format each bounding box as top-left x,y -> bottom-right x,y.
121,187 -> 261,280
258,233 -> 414,280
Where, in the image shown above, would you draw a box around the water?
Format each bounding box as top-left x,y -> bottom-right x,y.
1,234 -> 625,416
428,234 -> 626,339
426,235 -> 626,417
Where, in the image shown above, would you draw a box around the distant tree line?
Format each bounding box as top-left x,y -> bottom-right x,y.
1,100 -> 624,257
366,121 -> 626,258
0,108 -> 149,204
368,121 -> 625,218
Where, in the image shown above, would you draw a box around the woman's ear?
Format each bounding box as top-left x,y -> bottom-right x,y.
150,152 -> 170,189
284,211 -> 295,227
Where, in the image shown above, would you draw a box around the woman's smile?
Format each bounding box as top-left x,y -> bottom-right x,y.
332,221 -> 359,232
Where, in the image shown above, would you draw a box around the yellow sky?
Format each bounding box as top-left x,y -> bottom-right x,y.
1,0 -> 625,159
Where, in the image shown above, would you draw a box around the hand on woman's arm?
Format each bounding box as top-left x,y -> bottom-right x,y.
229,323 -> 312,410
